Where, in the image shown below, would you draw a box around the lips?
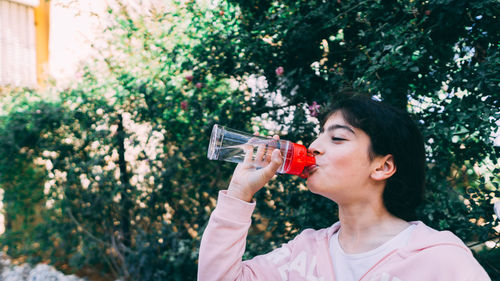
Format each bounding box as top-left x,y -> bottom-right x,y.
303,165 -> 318,177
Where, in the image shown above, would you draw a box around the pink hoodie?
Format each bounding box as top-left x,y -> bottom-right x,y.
198,191 -> 491,281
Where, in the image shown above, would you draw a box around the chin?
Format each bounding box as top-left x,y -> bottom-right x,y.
306,177 -> 337,201
306,177 -> 320,193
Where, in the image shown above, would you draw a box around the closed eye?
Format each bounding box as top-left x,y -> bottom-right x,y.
331,137 -> 346,141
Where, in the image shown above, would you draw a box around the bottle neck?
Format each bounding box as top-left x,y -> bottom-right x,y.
286,143 -> 316,176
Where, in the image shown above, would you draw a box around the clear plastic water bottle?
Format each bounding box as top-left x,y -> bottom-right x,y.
207,124 -> 316,178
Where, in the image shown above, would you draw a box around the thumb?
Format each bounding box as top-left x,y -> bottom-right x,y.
262,149 -> 283,176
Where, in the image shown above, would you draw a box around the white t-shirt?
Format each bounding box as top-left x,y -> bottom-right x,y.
330,224 -> 416,281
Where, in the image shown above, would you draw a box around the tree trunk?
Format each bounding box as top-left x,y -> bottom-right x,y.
117,114 -> 132,248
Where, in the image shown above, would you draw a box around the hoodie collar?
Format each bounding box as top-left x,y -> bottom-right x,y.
402,221 -> 469,252
320,221 -> 468,253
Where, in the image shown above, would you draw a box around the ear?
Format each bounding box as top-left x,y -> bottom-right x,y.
370,154 -> 396,181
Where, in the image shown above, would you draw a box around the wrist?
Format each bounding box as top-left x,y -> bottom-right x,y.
227,187 -> 254,202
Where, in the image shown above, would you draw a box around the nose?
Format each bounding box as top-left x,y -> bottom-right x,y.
308,137 -> 322,156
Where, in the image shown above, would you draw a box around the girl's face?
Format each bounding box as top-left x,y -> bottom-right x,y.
306,112 -> 378,203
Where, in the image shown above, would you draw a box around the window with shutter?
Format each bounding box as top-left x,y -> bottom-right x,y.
0,0 -> 39,87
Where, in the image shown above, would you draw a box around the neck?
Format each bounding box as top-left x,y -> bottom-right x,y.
337,198 -> 410,254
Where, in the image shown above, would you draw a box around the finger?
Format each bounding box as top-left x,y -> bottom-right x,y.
247,136 -> 261,146
255,143 -> 266,163
264,141 -> 275,162
243,143 -> 254,163
266,136 -> 280,160
265,149 -> 273,163
245,135 -> 262,162
262,149 -> 283,177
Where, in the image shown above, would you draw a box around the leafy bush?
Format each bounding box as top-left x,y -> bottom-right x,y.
0,0 -> 498,280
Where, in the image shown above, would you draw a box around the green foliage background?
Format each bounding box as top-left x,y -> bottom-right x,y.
0,0 -> 498,280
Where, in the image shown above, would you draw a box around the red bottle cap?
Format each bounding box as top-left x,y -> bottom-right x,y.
287,143 -> 316,178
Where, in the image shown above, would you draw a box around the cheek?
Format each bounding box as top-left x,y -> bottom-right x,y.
327,151 -> 355,168
327,150 -> 370,176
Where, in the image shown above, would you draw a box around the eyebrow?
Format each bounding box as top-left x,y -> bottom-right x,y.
322,124 -> 356,135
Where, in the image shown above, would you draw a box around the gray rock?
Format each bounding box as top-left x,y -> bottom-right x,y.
0,253 -> 86,281
27,264 -> 84,281
1,264 -> 31,281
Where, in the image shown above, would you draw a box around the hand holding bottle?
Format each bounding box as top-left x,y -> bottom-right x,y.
207,124 -> 316,201
227,135 -> 284,202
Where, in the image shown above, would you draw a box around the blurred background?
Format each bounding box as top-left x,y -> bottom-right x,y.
0,0 -> 499,280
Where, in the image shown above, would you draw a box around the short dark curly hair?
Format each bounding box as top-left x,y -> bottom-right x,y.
321,93 -> 426,221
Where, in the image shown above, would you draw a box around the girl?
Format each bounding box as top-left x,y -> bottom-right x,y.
198,94 -> 490,281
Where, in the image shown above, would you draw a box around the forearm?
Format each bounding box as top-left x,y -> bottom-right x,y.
198,191 -> 256,281
199,144 -> 284,281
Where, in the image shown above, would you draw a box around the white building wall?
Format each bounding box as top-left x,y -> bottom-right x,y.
0,0 -> 37,87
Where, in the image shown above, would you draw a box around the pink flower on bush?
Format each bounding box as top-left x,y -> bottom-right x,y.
196,82 -> 204,89
308,101 -> 321,117
181,101 -> 188,110
185,75 -> 194,82
275,66 -> 284,77
75,71 -> 84,79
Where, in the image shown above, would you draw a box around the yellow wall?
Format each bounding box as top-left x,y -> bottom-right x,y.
34,0 -> 50,87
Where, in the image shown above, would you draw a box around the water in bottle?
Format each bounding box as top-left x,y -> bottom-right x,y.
207,124 -> 316,178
